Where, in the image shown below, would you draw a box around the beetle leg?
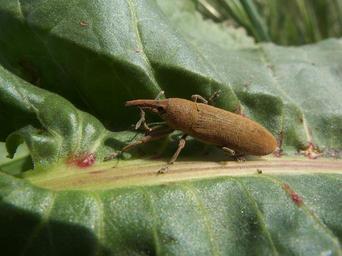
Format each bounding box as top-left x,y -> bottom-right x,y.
122,126 -> 174,152
191,90 -> 221,106
191,94 -> 208,104
234,154 -> 246,162
222,146 -> 235,156
235,155 -> 246,163
222,147 -> 246,162
134,107 -> 152,131
158,134 -> 188,174
169,134 -> 188,164
208,90 -> 221,105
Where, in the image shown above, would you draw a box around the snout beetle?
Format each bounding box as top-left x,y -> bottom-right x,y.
123,92 -> 277,172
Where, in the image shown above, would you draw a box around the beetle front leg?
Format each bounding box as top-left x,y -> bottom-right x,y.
122,126 -> 174,152
158,134 -> 188,174
134,107 -> 152,131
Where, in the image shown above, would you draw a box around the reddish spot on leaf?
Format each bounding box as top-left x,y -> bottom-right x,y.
67,153 -> 96,168
282,183 -> 303,207
290,193 -> 303,206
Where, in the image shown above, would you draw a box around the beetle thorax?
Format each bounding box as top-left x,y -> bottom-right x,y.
162,98 -> 198,132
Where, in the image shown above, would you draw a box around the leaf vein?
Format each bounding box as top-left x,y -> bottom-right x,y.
232,177 -> 279,256
141,187 -> 162,256
20,192 -> 56,256
182,183 -> 220,256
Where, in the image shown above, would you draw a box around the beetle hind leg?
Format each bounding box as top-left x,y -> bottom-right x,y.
208,90 -> 221,105
222,146 -> 235,156
221,147 -> 245,162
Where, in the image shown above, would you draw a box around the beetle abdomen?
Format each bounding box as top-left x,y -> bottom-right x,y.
190,103 -> 277,155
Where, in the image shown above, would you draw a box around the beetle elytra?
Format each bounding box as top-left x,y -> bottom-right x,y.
123,93 -> 277,172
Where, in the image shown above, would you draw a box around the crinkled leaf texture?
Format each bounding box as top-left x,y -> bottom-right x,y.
0,65 -> 128,170
0,0 -> 341,255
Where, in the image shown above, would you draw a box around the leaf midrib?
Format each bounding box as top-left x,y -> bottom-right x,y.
21,158 -> 342,191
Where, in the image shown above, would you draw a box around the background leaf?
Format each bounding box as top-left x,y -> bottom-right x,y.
0,64 -> 133,169
1,163 -> 341,255
194,0 -> 342,45
0,0 -> 341,153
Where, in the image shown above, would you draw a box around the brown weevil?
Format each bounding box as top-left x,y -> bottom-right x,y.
123,92 -> 277,172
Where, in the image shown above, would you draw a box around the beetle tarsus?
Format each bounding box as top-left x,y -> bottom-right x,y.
156,134 -> 188,174
157,165 -> 169,174
208,90 -> 221,105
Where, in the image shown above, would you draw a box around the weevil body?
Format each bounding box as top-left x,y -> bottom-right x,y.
125,98 -> 277,156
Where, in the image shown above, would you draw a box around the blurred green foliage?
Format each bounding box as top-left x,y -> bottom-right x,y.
195,0 -> 342,45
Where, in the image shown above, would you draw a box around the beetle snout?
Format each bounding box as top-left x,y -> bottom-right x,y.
125,99 -> 168,114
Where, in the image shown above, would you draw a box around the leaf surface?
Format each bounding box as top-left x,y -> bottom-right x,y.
0,1 -> 341,255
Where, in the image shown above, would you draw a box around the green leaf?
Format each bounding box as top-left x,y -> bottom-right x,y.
1,162 -> 342,255
194,0 -> 342,45
0,64 -> 132,170
0,0 -> 341,152
0,142 -> 32,176
0,0 -> 341,255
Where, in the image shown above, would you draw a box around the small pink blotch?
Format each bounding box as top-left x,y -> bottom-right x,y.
67,153 -> 96,168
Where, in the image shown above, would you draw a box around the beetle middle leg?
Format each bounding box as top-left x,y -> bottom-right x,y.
208,89 -> 221,105
158,134 -> 188,174
191,89 -> 221,105
191,94 -> 208,104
